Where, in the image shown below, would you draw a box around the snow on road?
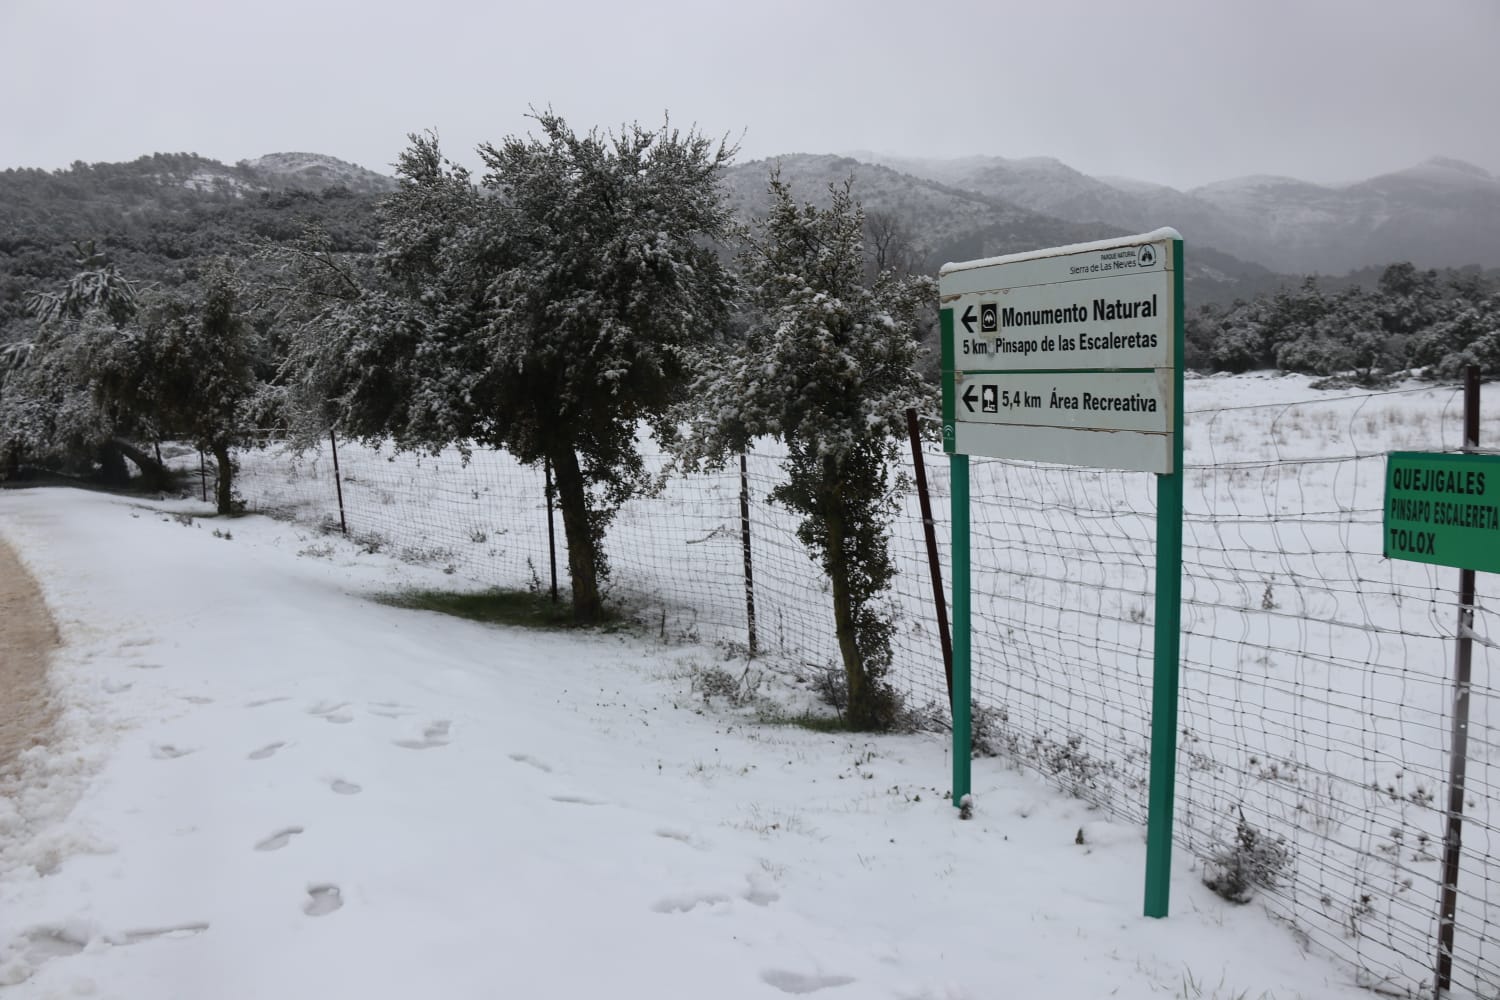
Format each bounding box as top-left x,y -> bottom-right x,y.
0,487 -> 1369,999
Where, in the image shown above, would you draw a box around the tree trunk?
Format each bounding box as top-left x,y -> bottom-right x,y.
211,441 -> 234,515
547,445 -> 604,624
97,441 -> 130,486
823,485 -> 872,729
111,438 -> 171,491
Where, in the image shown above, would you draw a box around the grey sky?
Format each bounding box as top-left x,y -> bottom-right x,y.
2,0 -> 1495,191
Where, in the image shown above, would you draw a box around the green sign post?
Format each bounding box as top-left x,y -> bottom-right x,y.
938,228 -> 1185,918
1384,451 -> 1500,572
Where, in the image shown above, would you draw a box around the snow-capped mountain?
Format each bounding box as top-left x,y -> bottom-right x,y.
866,153 -> 1500,275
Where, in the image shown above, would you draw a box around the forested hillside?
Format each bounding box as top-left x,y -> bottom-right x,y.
2,142 -> 1497,463
0,152 -> 388,333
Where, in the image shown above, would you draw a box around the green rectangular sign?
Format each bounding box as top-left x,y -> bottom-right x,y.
1385,451 -> 1500,571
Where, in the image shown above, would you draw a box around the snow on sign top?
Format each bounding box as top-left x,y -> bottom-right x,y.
939,227 -> 1183,278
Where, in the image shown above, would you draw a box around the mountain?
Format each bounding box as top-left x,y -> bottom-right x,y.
726,154 -> 1284,307
0,152 -> 389,331
239,152 -> 398,196
11,145 -> 1489,341
865,153 -> 1500,275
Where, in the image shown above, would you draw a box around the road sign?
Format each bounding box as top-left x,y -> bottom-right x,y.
941,228 -> 1186,921
940,228 -> 1181,473
1385,451 -> 1500,572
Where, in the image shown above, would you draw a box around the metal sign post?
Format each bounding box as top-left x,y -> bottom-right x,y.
939,228 -> 1185,917
1384,368 -> 1489,996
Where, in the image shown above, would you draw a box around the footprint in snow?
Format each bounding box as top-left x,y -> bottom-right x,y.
550,794 -> 607,806
303,885 -> 342,917
507,752 -> 552,772
651,890 -> 730,913
151,744 -> 195,760
741,875 -> 780,907
393,721 -> 450,750
248,742 -> 286,761
110,923 -> 209,946
760,970 -> 856,994
182,695 -> 213,705
102,680 -> 132,695
329,779 -> 362,795
307,701 -> 353,723
246,696 -> 291,708
21,927 -> 87,960
1,926 -> 88,983
255,827 -> 304,852
651,876 -> 777,915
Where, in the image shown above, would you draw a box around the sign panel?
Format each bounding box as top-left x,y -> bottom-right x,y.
1384,451 -> 1500,572
940,228 -> 1182,473
948,270 -> 1174,372
952,370 -> 1170,433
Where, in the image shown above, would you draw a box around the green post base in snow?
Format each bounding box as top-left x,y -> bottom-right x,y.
1143,467 -> 1183,916
951,454 -> 971,804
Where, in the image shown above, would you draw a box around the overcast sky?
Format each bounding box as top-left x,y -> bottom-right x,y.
2,0 -> 1495,191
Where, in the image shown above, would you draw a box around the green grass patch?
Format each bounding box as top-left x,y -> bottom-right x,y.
755,705 -> 850,733
375,587 -> 601,631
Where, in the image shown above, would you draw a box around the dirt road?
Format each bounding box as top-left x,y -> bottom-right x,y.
0,536 -> 56,780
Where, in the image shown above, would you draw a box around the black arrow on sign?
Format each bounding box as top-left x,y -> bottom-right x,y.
962,384 -> 978,412
961,305 -> 977,334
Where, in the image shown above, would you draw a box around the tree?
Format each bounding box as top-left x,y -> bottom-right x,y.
0,242 -> 165,486
118,263 -> 265,513
1206,298 -> 1271,373
679,173 -> 935,730
864,210 -> 926,279
295,115 -> 737,622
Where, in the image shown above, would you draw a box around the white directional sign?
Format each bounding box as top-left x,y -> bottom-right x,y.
940,228 -> 1183,473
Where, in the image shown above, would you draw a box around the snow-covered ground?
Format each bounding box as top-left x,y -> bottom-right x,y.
0,484 -> 1376,999
226,373 -> 1500,997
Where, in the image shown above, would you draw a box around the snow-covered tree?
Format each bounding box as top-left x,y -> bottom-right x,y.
679,173 -> 935,730
1410,295 -> 1500,378
296,116 -> 737,623
0,243 -> 158,484
118,263 -> 266,513
1,245 -> 269,506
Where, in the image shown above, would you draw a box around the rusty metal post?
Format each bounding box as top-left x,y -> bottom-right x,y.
544,457 -> 559,604
1434,364 -> 1480,997
328,431 -> 348,535
907,408 -> 954,710
739,452 -> 759,656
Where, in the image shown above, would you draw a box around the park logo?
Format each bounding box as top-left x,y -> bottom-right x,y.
980,303 -> 998,333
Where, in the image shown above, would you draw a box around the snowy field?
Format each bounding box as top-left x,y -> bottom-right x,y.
223,373 -> 1500,998
2,372 -> 1498,998
2,482 -> 1382,999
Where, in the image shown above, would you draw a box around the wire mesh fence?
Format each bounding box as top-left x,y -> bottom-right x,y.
233,380 -> 1497,999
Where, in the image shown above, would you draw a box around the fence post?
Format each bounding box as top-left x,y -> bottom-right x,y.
328,431 -> 348,535
739,452 -> 759,656
544,457 -> 559,604
1434,364 -> 1481,997
906,408 -> 953,710
199,451 -> 207,503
